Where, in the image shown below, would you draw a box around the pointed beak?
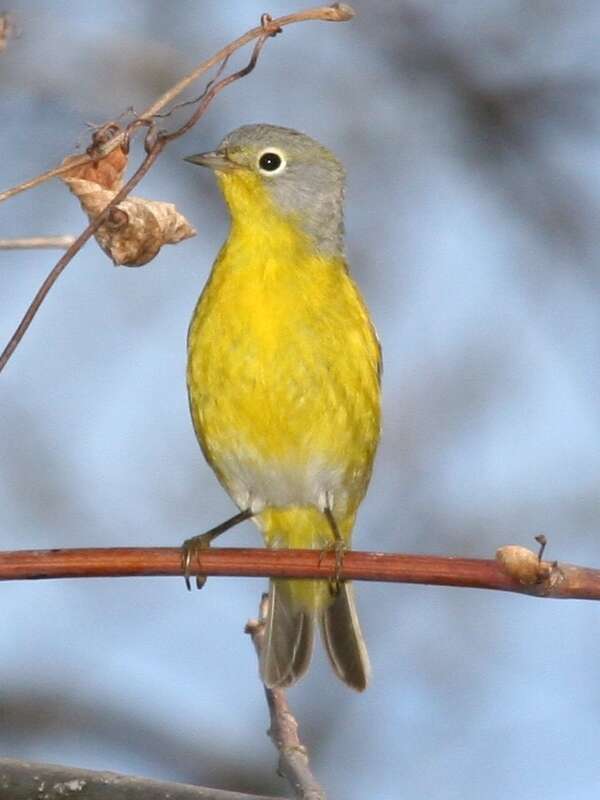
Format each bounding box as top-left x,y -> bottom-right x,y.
183,150 -> 239,173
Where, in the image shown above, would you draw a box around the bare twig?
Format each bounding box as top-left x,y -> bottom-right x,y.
137,3 -> 353,127
246,596 -> 327,800
0,137 -> 166,373
0,236 -> 76,250
0,4 -> 356,374
1,544 -> 599,600
0,4 -> 355,204
0,156 -> 92,203
0,32 -> 259,372
0,757 -> 286,800
161,31 -> 274,145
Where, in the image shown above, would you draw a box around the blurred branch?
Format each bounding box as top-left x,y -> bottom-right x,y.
1,544 -> 599,599
0,758 -> 285,800
246,595 -> 326,800
0,4 -> 355,375
0,12 -> 16,53
0,3 -> 354,205
0,236 -> 76,250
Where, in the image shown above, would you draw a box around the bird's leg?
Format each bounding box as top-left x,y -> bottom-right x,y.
182,508 -> 254,590
324,506 -> 346,596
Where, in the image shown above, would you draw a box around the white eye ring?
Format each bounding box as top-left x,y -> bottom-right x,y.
257,147 -> 287,175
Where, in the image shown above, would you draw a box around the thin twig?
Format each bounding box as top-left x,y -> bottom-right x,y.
246,596 -> 327,800
151,53 -> 232,119
159,33 -> 273,141
0,137 -> 166,373
161,31 -> 274,145
0,236 -> 76,250
0,156 -> 92,203
1,545 -> 599,600
0,757 -> 285,800
0,31 -> 261,373
137,3 -> 353,127
0,3 -> 355,204
0,4 -> 355,374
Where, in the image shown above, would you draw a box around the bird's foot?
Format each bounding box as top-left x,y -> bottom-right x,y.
181,509 -> 254,590
181,531 -> 216,591
319,539 -> 347,597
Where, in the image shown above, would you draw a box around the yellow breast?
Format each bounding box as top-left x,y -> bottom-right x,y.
187,173 -> 381,532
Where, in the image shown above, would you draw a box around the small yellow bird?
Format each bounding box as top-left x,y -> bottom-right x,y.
184,124 -> 381,690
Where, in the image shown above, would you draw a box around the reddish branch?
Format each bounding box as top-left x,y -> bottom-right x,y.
1,546 -> 599,600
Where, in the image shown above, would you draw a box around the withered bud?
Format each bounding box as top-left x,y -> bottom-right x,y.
89,123 -> 122,152
496,545 -> 551,585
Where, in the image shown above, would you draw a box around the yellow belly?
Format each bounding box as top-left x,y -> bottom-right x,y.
187,214 -> 381,564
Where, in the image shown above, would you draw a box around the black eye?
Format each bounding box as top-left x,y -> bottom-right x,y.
259,151 -> 283,172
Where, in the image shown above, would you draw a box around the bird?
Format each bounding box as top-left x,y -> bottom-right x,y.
183,124 -> 381,691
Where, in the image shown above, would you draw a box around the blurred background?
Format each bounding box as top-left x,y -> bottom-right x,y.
2,2 -> 600,798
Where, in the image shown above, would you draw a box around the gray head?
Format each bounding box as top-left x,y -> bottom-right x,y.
185,124 -> 346,255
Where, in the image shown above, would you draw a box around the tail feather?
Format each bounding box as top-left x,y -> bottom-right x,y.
321,581 -> 370,691
258,506 -> 369,690
261,578 -> 370,691
261,579 -> 315,688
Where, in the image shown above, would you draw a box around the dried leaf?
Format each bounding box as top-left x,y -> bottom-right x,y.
61,147 -> 128,191
63,177 -> 196,266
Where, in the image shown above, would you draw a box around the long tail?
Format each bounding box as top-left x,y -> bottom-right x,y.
258,507 -> 370,691
260,579 -> 316,688
320,581 -> 370,691
261,577 -> 370,691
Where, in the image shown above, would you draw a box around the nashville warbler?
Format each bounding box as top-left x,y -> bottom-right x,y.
184,124 -> 381,690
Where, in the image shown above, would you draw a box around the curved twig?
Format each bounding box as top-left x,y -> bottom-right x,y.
0,5 -> 355,375
0,4 -> 355,204
0,5 -> 355,374
0,138 -> 166,373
